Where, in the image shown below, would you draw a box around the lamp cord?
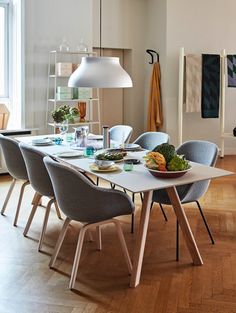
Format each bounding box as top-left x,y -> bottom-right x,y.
99,0 -> 102,57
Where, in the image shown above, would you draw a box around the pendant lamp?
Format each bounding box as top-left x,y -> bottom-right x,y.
68,0 -> 132,88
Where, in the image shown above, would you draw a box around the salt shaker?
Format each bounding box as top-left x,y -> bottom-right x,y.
102,126 -> 110,149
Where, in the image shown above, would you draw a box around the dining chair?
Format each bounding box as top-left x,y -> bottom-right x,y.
133,131 -> 169,151
43,156 -> 134,290
109,124 -> 133,145
152,140 -> 219,260
19,142 -> 62,251
129,131 -> 170,233
0,134 -> 30,226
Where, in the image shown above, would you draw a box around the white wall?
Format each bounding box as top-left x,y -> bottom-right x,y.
144,0 -> 167,131
92,0 -> 147,139
165,0 -> 236,152
24,0 -> 93,132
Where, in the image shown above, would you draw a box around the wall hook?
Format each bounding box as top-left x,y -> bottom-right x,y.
146,49 -> 159,64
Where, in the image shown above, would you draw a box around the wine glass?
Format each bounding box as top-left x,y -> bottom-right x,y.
58,120 -> 69,141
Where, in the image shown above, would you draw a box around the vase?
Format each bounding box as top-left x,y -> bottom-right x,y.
78,102 -> 86,122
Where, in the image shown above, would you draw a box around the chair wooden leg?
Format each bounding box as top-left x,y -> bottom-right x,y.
49,217 -> 71,268
176,220 -> 179,261
54,202 -> 62,220
38,198 -> 55,252
1,178 -> 16,215
69,226 -> 87,290
195,200 -> 215,244
96,225 -> 102,250
113,219 -> 132,274
23,193 -> 42,236
13,181 -> 30,226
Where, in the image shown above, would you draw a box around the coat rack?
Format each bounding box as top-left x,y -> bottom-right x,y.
146,49 -> 159,64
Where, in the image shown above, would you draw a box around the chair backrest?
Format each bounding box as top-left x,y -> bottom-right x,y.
109,125 -> 133,144
176,140 -> 219,166
19,143 -> 54,197
152,140 -> 219,204
44,156 -> 134,223
0,134 -> 28,180
133,131 -> 169,150
176,140 -> 219,202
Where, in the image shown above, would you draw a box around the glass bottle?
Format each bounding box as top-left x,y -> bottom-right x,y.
77,38 -> 88,52
59,37 -> 70,52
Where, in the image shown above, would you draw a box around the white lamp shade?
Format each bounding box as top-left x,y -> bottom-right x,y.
68,56 -> 133,88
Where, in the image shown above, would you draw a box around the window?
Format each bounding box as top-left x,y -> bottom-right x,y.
0,0 -> 23,129
0,2 -> 9,98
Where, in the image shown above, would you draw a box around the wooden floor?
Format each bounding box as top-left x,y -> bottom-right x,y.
0,156 -> 236,313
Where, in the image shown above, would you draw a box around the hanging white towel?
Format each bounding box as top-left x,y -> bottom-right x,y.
184,54 -> 202,113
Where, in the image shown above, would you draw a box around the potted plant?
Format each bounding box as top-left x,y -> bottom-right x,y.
51,105 -> 79,124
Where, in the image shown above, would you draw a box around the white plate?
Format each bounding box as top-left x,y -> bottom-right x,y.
32,138 -> 53,146
122,143 -> 141,150
56,151 -> 84,158
87,134 -> 103,140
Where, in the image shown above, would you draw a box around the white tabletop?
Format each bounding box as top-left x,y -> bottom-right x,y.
17,135 -> 233,193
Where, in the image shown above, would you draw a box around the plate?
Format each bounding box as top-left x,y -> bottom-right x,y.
56,151 -> 84,158
121,143 -> 141,150
32,138 -> 53,146
145,165 -> 192,178
87,134 -> 103,140
89,164 -> 120,173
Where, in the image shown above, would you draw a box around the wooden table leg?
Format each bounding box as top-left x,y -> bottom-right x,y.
130,191 -> 153,288
166,186 -> 203,265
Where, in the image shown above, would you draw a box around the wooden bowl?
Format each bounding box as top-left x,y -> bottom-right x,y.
145,165 -> 191,178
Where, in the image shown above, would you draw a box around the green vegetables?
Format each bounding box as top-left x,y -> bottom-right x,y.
167,155 -> 191,171
153,143 -> 176,163
96,152 -> 123,161
148,143 -> 191,172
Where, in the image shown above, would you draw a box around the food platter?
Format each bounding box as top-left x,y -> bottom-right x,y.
144,165 -> 192,178
94,150 -> 124,162
89,164 -> 121,173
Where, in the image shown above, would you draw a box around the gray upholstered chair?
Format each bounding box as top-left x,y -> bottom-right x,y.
19,143 -> 62,251
133,131 -> 169,151
152,140 -> 219,260
129,131 -> 170,232
109,125 -> 133,145
44,156 -> 134,290
0,135 -> 29,226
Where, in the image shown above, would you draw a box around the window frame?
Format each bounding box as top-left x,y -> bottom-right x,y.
0,0 -> 10,99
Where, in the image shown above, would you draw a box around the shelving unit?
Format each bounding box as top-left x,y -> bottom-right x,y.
46,50 -> 101,134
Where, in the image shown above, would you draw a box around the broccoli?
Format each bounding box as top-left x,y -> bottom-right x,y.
153,143 -> 176,163
167,155 -> 190,171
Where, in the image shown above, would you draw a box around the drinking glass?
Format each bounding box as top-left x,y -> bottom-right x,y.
58,120 -> 69,140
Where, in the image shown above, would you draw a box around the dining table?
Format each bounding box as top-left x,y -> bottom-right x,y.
16,134 -> 233,287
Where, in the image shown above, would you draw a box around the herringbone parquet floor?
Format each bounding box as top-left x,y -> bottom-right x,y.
0,156 -> 236,313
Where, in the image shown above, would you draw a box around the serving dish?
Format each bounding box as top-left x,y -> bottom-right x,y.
145,165 -> 191,178
95,160 -> 115,169
89,164 -> 120,173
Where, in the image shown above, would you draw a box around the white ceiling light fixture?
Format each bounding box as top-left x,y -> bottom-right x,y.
68,0 -> 133,88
